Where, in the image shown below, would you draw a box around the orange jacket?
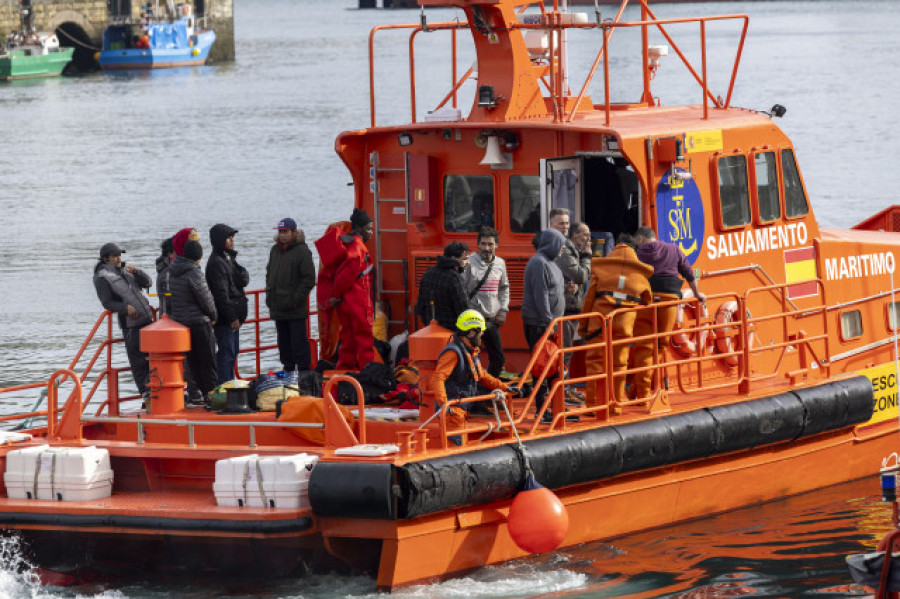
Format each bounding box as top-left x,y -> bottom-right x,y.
579,243 -> 653,336
432,335 -> 506,407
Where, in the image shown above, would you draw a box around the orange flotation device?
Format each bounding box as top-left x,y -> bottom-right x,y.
714,300 -> 742,368
670,289 -> 709,357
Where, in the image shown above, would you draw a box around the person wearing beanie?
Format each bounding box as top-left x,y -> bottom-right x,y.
206,224 -> 250,383
165,234 -> 218,405
172,227 -> 195,257
266,217 -> 316,372
155,236 -> 175,314
92,242 -> 154,400
318,208 -> 375,370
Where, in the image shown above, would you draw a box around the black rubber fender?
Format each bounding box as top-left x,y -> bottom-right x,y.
707,391 -> 805,453
795,375 -> 874,436
308,461 -> 395,519
396,446 -> 522,518
311,376 -> 873,520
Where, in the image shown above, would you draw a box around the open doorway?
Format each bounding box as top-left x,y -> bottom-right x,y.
540,155 -> 641,242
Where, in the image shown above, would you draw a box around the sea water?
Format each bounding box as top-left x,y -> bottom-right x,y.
0,0 -> 897,595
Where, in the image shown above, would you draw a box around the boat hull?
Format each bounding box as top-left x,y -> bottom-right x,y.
98,31 -> 215,70
353,422 -> 899,589
0,48 -> 73,81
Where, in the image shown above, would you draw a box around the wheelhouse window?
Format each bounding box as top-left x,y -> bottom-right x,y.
840,310 -> 863,340
509,175 -> 541,233
754,152 -> 781,223
443,175 -> 494,233
717,155 -> 751,228
782,149 -> 809,218
888,301 -> 900,331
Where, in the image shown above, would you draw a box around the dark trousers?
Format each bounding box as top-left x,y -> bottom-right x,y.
275,318 -> 311,372
122,326 -> 149,395
482,320 -> 505,377
214,324 -> 240,384
186,323 -> 217,396
523,323 -> 554,411
524,323 -> 547,352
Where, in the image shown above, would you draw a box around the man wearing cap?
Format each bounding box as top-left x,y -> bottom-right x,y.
328,208 -> 375,371
93,242 -> 154,400
266,218 -> 316,372
206,224 -> 250,383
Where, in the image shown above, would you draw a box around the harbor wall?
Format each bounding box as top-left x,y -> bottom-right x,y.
0,0 -> 234,66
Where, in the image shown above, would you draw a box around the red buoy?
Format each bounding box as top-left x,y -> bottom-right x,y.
507,474 -> 569,554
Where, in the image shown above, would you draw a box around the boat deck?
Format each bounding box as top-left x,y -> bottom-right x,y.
0,488 -> 315,536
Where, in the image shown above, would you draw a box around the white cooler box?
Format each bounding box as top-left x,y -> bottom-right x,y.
213,453 -> 318,509
4,445 -> 114,501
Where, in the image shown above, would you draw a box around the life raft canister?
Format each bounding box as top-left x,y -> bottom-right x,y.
714,300 -> 744,368
670,289 -> 709,358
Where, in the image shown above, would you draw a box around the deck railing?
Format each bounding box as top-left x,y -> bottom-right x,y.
0,288 -> 317,430
0,278 -> 866,456
367,0 -> 748,126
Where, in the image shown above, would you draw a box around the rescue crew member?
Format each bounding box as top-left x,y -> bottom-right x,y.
630,226 -> 706,399
578,233 -> 653,408
432,310 -> 513,444
330,208 -> 376,371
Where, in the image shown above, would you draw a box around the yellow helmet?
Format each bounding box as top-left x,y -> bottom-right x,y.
456,309 -> 486,332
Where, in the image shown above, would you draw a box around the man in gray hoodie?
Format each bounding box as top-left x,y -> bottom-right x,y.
522,228 -> 566,350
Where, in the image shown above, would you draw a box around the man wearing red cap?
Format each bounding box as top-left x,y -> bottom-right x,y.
266,218 -> 316,372
326,208 -> 375,371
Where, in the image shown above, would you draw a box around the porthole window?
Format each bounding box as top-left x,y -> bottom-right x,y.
782,149 -> 809,218
840,310 -> 863,340
754,152 -> 781,223
443,175 -> 494,233
717,155 -> 751,228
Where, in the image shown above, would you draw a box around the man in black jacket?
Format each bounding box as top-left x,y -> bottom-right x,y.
93,242 -> 154,400
266,218 -> 316,372
206,224 -> 250,383
166,234 -> 218,404
415,241 -> 470,331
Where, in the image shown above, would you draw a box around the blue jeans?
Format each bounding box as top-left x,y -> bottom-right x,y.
214,324 -> 240,384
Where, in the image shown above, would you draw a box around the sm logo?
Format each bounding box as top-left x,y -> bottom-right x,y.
655,168 -> 705,266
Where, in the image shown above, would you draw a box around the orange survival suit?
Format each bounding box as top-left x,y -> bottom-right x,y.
578,243 -> 653,407
315,223 -> 375,370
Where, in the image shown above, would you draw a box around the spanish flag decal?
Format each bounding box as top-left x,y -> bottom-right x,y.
784,246 -> 818,299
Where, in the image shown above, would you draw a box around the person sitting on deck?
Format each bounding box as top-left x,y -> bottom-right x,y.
432,309 -> 511,445
415,241 -> 470,331
578,233 -> 653,409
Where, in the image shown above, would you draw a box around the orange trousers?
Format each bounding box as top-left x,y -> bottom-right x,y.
584,304 -> 637,407
629,293 -> 680,399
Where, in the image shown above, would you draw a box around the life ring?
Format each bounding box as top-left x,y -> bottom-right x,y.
670,290 -> 709,357
714,300 -> 741,368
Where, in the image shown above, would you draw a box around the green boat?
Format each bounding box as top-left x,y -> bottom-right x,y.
0,0 -> 73,80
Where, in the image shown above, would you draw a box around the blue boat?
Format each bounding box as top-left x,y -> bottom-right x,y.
98,12 -> 215,70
